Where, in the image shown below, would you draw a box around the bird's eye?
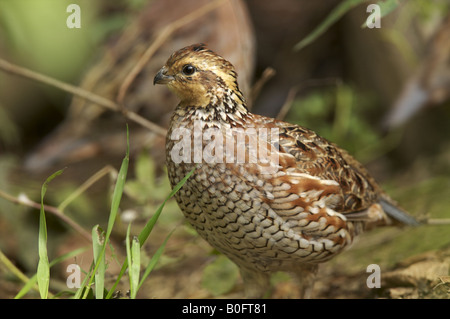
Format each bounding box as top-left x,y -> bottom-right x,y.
182,64 -> 196,76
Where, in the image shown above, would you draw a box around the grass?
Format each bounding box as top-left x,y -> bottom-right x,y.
0,127 -> 195,299
37,168 -> 65,299
293,0 -> 403,51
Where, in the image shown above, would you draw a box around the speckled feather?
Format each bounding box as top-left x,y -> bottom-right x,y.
155,43 -> 418,298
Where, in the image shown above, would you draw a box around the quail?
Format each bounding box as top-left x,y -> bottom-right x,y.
154,43 -> 419,298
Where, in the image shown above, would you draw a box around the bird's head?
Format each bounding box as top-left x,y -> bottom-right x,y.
154,44 -> 245,108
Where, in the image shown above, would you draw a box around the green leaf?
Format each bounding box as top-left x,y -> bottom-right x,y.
126,223 -> 141,299
125,151 -> 154,202
106,131 -> 129,238
130,236 -> 140,298
332,84 -> 354,140
92,225 -> 106,299
136,150 -> 155,185
125,153 -> 170,203
15,246 -> 88,299
202,255 -> 239,296
37,168 -> 64,299
294,0 -> 367,51
137,167 -> 195,247
124,180 -> 147,202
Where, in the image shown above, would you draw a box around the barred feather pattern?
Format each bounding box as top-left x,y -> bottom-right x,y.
157,44 -> 418,298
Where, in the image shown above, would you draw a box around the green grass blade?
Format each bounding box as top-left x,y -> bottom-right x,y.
124,224 -> 133,297
37,199 -> 49,299
294,0 -> 366,51
105,167 -> 195,299
37,169 -> 65,299
0,248 -> 35,296
130,236 -> 140,298
138,167 -> 195,246
107,157 -> 128,237
15,246 -> 88,299
138,228 -> 175,291
126,223 -> 140,299
74,262 -> 95,299
82,127 -> 129,299
92,225 -> 106,299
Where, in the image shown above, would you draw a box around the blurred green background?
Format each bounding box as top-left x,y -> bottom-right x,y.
0,0 -> 449,298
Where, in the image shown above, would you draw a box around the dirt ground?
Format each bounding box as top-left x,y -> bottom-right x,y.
136,225 -> 450,299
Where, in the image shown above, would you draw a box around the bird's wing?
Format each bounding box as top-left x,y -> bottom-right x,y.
249,115 -> 419,226
257,116 -> 380,214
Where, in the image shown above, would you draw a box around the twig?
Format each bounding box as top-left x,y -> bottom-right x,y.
276,85 -> 300,121
58,165 -> 116,212
250,67 -> 276,108
426,218 -> 450,225
0,189 -> 92,242
0,58 -> 167,137
116,0 -> 227,105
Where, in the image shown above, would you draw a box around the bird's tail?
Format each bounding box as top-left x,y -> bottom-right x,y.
379,197 -> 420,226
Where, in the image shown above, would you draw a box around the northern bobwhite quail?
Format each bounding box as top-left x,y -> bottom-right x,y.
154,43 -> 419,298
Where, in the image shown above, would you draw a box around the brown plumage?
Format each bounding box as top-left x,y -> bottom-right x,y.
154,43 -> 419,298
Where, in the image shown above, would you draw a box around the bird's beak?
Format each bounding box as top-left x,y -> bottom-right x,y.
153,67 -> 174,85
